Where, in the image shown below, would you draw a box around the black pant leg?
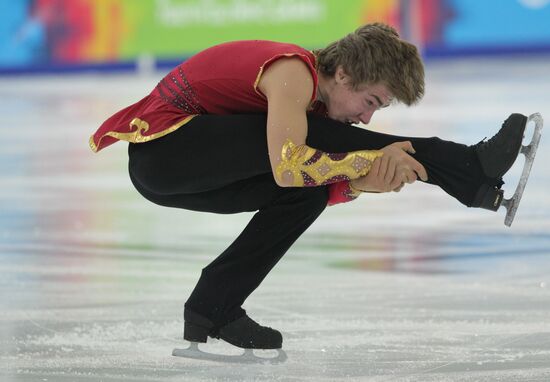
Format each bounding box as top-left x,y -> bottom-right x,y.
129,170 -> 282,214
130,166 -> 328,327
185,184 -> 328,327
305,114 -> 486,207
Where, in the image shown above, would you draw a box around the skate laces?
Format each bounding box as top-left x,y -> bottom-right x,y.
241,315 -> 276,333
476,118 -> 510,153
475,136 -> 489,152
480,114 -> 522,154
242,315 -> 265,330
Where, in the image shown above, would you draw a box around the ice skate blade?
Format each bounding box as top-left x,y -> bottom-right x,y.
172,341 -> 288,364
501,113 -> 543,227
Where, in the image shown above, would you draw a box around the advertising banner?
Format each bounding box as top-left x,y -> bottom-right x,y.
0,0 -> 398,68
1,0 -> 549,72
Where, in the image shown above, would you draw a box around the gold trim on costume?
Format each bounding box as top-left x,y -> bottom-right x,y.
89,115 -> 197,152
89,135 -> 98,152
275,139 -> 383,187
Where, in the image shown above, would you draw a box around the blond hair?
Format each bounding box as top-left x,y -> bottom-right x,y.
315,23 -> 424,106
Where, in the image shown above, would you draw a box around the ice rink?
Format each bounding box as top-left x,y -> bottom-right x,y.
1,56 -> 550,381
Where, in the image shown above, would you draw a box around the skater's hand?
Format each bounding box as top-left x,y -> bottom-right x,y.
350,157 -> 404,193
380,141 -> 428,184
350,141 -> 428,193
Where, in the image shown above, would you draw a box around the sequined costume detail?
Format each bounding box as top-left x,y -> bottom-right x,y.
275,139 -> 383,187
156,68 -> 207,114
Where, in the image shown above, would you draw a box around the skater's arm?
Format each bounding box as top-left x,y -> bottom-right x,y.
259,58 -> 384,187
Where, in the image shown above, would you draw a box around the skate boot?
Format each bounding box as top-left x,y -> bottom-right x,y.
216,314 -> 283,349
471,113 -> 528,211
471,113 -> 543,226
174,309 -> 286,363
183,309 -> 283,349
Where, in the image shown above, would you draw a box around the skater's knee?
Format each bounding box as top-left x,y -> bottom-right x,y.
271,185 -> 328,213
296,186 -> 329,214
312,186 -> 330,210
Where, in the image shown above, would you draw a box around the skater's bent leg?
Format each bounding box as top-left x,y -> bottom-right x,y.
130,167 -> 328,327
185,183 -> 329,327
130,170 -> 328,327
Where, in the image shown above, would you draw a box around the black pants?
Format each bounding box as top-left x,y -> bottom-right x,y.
128,114 -> 485,327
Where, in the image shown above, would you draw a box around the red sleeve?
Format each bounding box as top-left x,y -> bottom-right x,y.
327,181 -> 360,206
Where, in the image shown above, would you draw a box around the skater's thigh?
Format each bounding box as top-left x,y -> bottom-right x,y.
130,171 -> 286,214
128,114 -> 272,194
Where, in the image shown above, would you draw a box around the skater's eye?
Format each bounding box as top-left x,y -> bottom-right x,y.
367,93 -> 391,109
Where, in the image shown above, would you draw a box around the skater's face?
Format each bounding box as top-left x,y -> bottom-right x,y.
323,66 -> 393,125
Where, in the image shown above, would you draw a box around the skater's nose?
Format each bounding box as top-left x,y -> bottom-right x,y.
358,109 -> 375,125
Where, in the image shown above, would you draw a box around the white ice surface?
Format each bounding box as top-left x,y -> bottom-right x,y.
1,56 -> 550,381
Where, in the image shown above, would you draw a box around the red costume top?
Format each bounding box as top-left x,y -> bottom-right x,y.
90,40 -> 355,205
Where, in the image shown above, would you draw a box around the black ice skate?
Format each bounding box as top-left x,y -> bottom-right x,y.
472,113 -> 543,226
172,309 -> 287,364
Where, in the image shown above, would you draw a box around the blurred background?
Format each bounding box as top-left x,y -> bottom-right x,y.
1,1 -> 550,381
1,0 -> 550,73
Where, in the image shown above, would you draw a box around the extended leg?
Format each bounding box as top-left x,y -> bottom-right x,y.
304,114 -> 489,207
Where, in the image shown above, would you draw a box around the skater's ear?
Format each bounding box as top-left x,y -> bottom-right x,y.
335,66 -> 352,86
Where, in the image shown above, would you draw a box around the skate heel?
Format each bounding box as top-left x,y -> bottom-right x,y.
473,183 -> 504,211
183,309 -> 216,343
184,321 -> 210,343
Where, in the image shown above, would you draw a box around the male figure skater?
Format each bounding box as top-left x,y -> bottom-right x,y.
90,23 -> 539,353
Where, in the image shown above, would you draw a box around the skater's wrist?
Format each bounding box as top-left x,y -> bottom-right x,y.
349,178 -> 383,194
349,180 -> 367,194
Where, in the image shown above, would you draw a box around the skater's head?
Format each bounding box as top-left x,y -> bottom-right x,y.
315,23 -> 425,124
